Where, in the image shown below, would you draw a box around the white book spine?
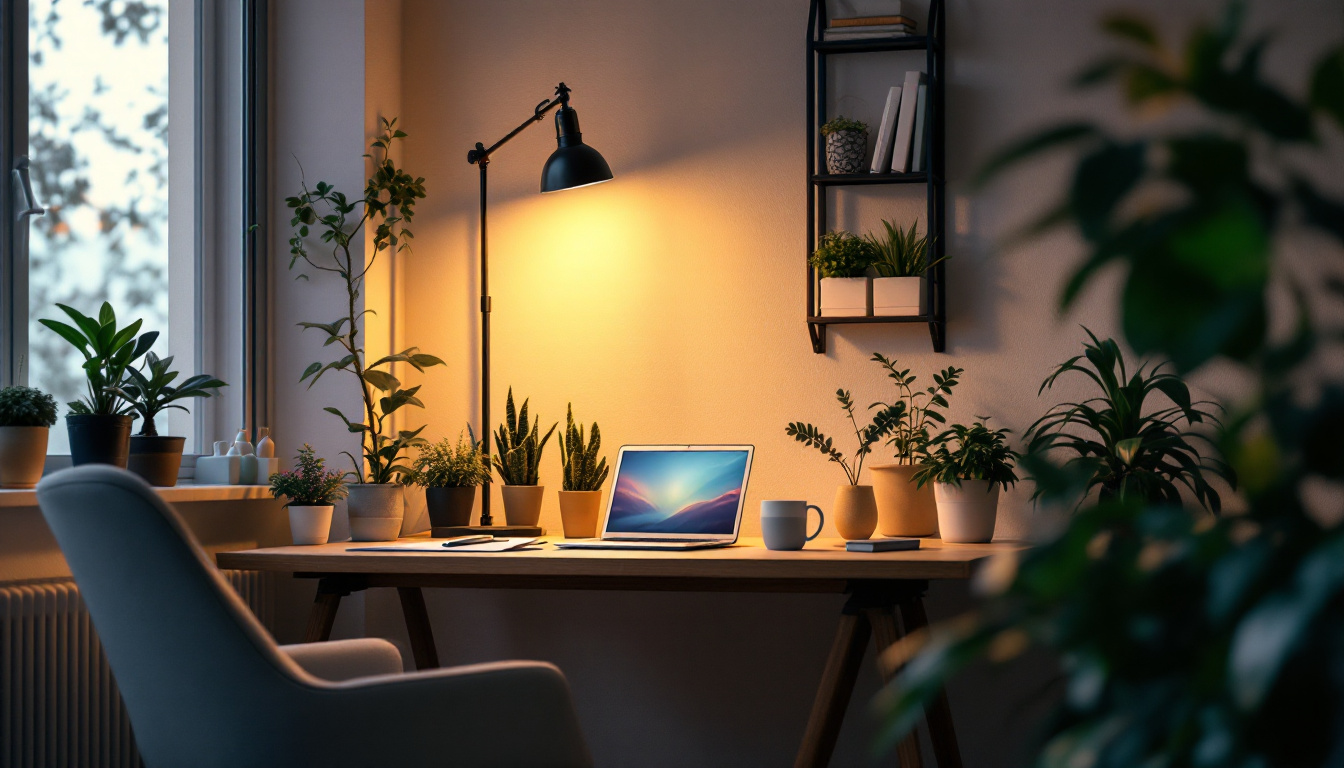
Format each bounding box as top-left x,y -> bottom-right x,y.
870,86 -> 902,173
910,83 -> 929,173
889,70 -> 925,173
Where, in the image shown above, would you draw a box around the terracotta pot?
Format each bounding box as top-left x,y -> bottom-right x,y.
0,426 -> 49,488
425,486 -> 477,528
127,435 -> 186,487
66,414 -> 132,467
833,484 -> 878,540
934,480 -> 1000,543
558,490 -> 603,538
288,505 -> 334,546
501,485 -> 545,526
346,483 -> 404,541
870,463 -> 938,537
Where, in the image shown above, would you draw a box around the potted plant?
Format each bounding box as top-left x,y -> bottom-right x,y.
821,115 -> 868,174
865,219 -> 947,316
1026,329 -> 1233,511
0,386 -> 58,488
786,389 -> 903,540
557,404 -> 609,538
39,302 -> 157,467
284,118 -> 443,541
268,444 -> 348,546
113,352 -> 227,487
912,421 -> 1019,543
811,231 -> 876,317
866,354 -> 963,536
411,428 -> 491,528
492,388 -> 556,527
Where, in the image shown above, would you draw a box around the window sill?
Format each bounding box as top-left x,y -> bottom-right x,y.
0,484 -> 275,509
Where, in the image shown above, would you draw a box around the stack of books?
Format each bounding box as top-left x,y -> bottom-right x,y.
822,14 -> 918,41
868,69 -> 930,174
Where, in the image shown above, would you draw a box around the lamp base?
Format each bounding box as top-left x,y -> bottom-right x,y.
432,524 -> 545,538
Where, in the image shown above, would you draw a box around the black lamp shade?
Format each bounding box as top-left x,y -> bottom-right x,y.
540,105 -> 613,193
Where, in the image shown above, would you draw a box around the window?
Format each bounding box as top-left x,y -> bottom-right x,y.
3,0 -> 265,456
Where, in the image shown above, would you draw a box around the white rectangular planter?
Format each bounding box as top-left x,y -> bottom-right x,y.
873,276 -> 926,316
818,277 -> 871,317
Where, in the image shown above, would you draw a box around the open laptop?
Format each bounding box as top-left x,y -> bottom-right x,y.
554,445 -> 754,550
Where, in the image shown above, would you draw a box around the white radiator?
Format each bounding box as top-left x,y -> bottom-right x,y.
0,571 -> 274,768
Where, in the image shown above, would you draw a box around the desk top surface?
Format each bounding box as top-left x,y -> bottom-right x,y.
216,536 -> 1024,581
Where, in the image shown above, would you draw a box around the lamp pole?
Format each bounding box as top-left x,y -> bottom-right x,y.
476,154 -> 493,524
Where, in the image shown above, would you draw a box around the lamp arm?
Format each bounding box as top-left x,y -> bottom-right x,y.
466,83 -> 572,165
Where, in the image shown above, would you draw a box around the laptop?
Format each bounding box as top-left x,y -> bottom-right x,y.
554,445 -> 754,550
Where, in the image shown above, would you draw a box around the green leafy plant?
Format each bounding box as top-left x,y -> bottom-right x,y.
411,429 -> 491,488
1027,328 -> 1232,511
268,444 -> 348,507
558,404 -> 609,492
111,352 -> 227,437
786,390 -> 904,485
0,387 -> 59,428
865,220 -> 947,278
821,116 -> 867,135
284,117 -> 444,483
878,6 -> 1344,766
38,302 -> 157,415
869,354 -> 963,464
492,389 -> 557,486
911,421 -> 1019,489
810,231 -> 876,278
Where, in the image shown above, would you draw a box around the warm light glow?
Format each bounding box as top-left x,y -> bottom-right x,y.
541,177 -> 613,194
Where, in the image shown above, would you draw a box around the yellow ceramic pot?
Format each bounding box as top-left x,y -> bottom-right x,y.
869,463 -> 938,537
833,484 -> 878,540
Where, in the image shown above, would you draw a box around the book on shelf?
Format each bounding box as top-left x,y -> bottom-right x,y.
829,15 -> 917,28
889,70 -> 925,173
910,82 -> 929,173
870,86 -> 902,173
822,25 -> 914,40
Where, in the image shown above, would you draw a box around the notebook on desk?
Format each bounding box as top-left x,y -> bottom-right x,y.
555,445 -> 754,551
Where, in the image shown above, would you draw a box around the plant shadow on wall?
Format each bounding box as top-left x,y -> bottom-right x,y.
876,3 -> 1344,766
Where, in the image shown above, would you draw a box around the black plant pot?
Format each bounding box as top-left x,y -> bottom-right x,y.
128,435 -> 187,487
425,486 -> 477,527
66,414 -> 133,468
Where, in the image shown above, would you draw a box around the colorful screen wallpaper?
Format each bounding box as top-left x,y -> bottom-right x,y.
605,450 -> 750,534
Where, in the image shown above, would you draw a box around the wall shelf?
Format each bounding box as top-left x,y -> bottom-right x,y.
805,0 -> 947,354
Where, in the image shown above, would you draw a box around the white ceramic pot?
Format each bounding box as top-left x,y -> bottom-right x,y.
346,483 -> 405,541
288,505 -> 334,546
872,276 -> 925,316
0,426 -> 49,489
869,463 -> 937,537
933,480 -> 999,543
819,277 -> 872,317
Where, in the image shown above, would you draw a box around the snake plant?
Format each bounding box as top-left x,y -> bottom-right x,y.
491,388 -> 556,486
558,404 -> 608,492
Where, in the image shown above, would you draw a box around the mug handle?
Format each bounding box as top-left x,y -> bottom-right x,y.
805,505 -> 825,541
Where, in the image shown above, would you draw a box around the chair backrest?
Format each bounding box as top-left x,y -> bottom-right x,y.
36,466 -> 308,765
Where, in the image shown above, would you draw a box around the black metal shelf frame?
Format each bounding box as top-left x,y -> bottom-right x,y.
805,0 -> 947,354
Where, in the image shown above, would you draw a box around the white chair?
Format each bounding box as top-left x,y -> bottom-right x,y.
37,465 -> 591,768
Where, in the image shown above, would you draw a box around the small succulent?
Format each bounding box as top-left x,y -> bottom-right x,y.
810,231 -> 877,278
268,444 -> 348,507
0,386 -> 59,428
411,428 -> 491,488
821,116 -> 868,135
558,404 -> 609,492
492,388 -> 557,486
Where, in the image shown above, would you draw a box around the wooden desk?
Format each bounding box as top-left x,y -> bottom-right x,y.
218,537 -> 1018,768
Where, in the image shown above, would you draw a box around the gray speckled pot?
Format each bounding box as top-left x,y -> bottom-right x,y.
825,129 -> 868,174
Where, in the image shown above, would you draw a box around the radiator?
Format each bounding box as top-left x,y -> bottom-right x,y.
0,571 -> 274,768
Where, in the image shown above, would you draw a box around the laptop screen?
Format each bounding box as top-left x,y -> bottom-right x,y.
604,449 -> 751,535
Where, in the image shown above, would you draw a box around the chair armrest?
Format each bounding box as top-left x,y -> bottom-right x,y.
280,638 -> 404,681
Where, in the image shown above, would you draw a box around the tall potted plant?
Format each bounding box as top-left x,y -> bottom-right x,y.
912,421 -> 1019,543
0,386 -> 58,488
411,429 -> 491,528
269,444 -> 348,546
811,231 -> 876,317
866,354 -> 963,536
492,388 -> 556,527
114,352 -> 226,487
39,302 -> 157,467
865,219 -> 947,316
786,390 -> 903,540
557,404 -> 609,539
284,117 -> 443,541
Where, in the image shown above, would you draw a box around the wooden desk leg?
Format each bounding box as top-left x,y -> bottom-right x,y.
795,609 -> 871,768
304,578 -> 346,643
397,587 -> 440,670
867,606 -> 923,768
898,597 -> 962,768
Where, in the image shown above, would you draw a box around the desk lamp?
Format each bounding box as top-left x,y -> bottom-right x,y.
464,82 -> 613,529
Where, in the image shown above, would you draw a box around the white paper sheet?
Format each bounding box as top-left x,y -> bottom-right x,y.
347,538 -> 541,553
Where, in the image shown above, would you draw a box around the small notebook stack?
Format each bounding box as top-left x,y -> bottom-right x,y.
846,538 -> 921,552
822,14 -> 918,41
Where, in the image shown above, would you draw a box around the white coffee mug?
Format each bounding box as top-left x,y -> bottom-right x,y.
761,500 -> 825,551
